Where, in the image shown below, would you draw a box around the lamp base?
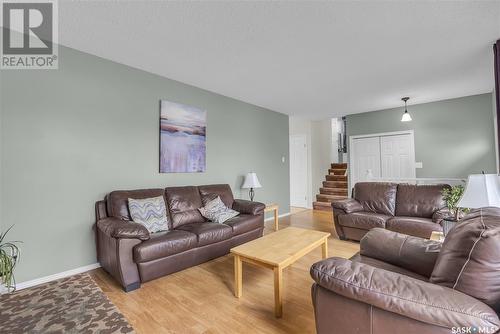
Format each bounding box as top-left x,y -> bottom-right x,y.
249,188 -> 255,201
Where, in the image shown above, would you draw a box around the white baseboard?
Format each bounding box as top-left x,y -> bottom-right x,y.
264,212 -> 291,222
16,263 -> 101,291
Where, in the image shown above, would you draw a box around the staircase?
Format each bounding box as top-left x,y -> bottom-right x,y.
313,163 -> 348,211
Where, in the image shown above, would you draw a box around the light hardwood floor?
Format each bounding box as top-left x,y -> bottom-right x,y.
90,209 -> 360,334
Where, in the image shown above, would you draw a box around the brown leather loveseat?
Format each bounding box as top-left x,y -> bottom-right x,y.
94,184 -> 265,291
332,182 -> 450,241
311,208 -> 500,334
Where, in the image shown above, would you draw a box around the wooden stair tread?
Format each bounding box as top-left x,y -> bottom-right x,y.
326,175 -> 347,181
323,181 -> 348,188
329,169 -> 346,175
320,188 -> 348,195
313,201 -> 332,211
316,194 -> 348,202
331,163 -> 347,169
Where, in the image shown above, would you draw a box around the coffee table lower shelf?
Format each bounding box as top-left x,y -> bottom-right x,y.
230,227 -> 330,318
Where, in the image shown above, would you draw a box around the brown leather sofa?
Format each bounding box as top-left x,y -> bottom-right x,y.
94,184 -> 265,292
311,208 -> 500,334
332,182 -> 450,241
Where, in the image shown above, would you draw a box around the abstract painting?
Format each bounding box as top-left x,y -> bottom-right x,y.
160,100 -> 206,173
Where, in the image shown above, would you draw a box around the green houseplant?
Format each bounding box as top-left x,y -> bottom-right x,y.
0,225 -> 21,293
442,185 -> 467,221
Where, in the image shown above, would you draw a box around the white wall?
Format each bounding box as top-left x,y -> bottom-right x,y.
289,117 -> 313,207
289,116 -> 333,207
311,120 -> 334,199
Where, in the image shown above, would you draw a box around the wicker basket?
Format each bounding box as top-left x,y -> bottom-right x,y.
441,218 -> 457,237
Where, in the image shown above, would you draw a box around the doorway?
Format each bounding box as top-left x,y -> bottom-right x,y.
289,134 -> 308,208
349,131 -> 416,186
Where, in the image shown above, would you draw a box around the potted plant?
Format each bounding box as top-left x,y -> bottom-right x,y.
0,226 -> 21,294
441,185 -> 468,235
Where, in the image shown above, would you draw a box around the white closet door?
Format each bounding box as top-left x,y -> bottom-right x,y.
380,134 -> 416,180
351,136 -> 381,186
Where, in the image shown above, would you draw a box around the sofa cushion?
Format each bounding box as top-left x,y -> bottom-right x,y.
350,253 -> 428,281
198,184 -> 234,207
133,230 -> 197,263
353,182 -> 397,216
106,189 -> 165,220
430,207 -> 500,313
199,196 -> 240,223
395,184 -> 449,218
337,212 -> 390,230
175,222 -> 233,246
386,216 -> 442,239
128,196 -> 169,233
165,186 -> 205,228
224,214 -> 262,236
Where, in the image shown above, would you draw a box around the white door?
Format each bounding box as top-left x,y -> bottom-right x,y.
351,136 -> 381,186
290,135 -> 308,208
380,134 -> 416,179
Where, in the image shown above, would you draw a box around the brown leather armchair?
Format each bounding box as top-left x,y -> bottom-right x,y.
332,182 -> 451,241
95,184 -> 265,291
311,208 -> 500,334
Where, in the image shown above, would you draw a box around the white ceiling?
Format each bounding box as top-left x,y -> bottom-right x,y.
59,1 -> 500,119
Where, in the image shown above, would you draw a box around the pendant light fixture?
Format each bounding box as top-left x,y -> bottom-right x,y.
401,97 -> 412,122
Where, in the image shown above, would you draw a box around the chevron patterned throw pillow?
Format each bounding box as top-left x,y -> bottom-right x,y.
128,196 -> 169,233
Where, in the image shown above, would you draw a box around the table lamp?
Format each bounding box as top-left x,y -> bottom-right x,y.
242,172 -> 262,201
457,173 -> 500,209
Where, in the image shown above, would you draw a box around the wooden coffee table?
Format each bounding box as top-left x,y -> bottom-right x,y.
230,227 -> 330,317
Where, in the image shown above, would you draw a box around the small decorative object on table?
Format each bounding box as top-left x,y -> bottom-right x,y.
242,172 -> 262,201
0,225 -> 21,294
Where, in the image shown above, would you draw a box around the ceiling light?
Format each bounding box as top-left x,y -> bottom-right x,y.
401,97 -> 412,122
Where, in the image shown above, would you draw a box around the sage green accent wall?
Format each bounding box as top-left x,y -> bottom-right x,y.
346,93 -> 496,178
0,46 -> 290,282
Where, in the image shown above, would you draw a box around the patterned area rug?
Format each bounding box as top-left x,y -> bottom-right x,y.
0,273 -> 134,334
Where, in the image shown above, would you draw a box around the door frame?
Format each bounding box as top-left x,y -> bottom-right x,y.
349,130 -> 415,189
289,134 -> 309,208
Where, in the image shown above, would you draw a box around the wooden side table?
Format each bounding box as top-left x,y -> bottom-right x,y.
264,204 -> 279,231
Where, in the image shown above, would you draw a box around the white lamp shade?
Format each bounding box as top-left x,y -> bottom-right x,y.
242,172 -> 262,189
457,174 -> 500,209
401,112 -> 412,122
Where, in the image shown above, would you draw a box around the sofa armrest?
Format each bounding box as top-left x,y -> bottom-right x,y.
310,257 -> 500,331
360,228 -> 441,277
232,199 -> 265,215
432,207 -> 453,223
331,199 -> 363,214
97,218 -> 150,241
